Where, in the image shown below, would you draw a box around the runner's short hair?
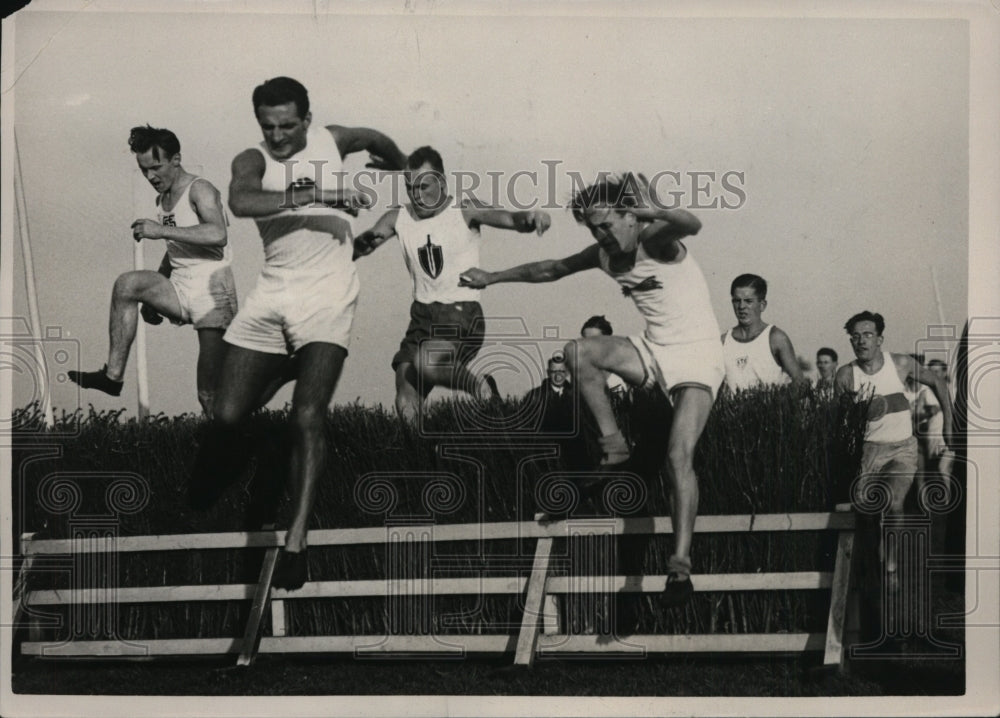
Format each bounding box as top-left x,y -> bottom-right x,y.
569,173 -> 647,223
816,347 -> 838,362
128,125 -> 180,161
844,311 -> 885,336
406,146 -> 445,175
730,273 -> 768,300
253,76 -> 310,118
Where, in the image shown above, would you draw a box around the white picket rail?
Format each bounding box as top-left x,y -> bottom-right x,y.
16,505 -> 856,669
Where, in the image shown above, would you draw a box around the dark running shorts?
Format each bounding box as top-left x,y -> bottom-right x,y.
391,300 -> 486,371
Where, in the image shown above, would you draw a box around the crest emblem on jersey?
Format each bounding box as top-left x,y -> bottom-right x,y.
162,214 -> 176,227
418,234 -> 444,279
620,276 -> 663,297
737,356 -> 748,369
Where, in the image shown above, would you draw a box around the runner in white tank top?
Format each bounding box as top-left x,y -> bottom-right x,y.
722,326 -> 787,390
721,274 -> 803,392
69,125 -> 235,417
459,172 -> 720,607
835,311 -> 954,595
158,177 -> 230,266
353,146 -> 551,420
195,77 -> 410,593
154,176 -> 238,335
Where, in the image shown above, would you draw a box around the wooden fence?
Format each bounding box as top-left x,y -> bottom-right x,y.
15,504 -> 856,669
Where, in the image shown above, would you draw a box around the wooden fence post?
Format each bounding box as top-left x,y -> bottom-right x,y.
823,504 -> 854,669
514,515 -> 555,666
237,527 -> 280,666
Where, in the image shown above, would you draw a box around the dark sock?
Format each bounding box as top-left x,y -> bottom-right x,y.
662,555 -> 694,607
68,365 -> 123,397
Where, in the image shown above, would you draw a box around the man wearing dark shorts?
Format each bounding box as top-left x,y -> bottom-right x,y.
354,146 -> 551,420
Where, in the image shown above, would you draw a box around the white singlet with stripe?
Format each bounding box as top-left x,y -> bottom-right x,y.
852,356 -> 912,443
598,243 -> 719,346
722,325 -> 788,390
254,125 -> 356,278
395,202 -> 481,304
157,177 -> 232,270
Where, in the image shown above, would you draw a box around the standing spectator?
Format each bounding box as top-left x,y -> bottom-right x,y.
524,351 -> 574,434
522,351 -> 596,473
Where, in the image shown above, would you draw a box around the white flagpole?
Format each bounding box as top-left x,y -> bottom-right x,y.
131,170 -> 150,420
13,129 -> 54,428
133,242 -> 150,420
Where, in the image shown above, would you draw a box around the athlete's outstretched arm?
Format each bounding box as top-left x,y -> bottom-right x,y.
462,205 -> 552,236
353,208 -> 400,260
458,245 -> 600,288
329,126 -> 407,172
132,180 -> 228,247
228,149 -> 369,218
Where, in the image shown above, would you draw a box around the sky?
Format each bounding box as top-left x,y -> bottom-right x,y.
4,1 -> 977,418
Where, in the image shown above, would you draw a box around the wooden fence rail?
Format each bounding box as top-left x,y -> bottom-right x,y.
16,504 -> 856,669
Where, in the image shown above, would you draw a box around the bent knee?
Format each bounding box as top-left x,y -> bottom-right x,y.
212,400 -> 244,427
112,272 -> 144,299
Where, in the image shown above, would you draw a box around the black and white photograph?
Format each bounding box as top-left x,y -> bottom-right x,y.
2,1 -> 998,716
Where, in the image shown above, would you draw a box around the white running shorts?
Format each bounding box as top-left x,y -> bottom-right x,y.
629,335 -> 725,401
169,264 -> 238,330
223,265 -> 359,354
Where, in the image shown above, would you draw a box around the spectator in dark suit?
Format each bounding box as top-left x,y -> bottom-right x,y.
524,351 -> 575,434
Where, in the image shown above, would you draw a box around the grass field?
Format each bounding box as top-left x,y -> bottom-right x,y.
9,386 -> 967,697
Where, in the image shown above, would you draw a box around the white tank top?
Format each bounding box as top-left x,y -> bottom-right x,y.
722,325 -> 788,390
852,355 -> 912,443
252,125 -> 355,278
922,389 -> 944,439
157,177 -> 231,271
598,243 -> 719,346
395,202 -> 481,304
